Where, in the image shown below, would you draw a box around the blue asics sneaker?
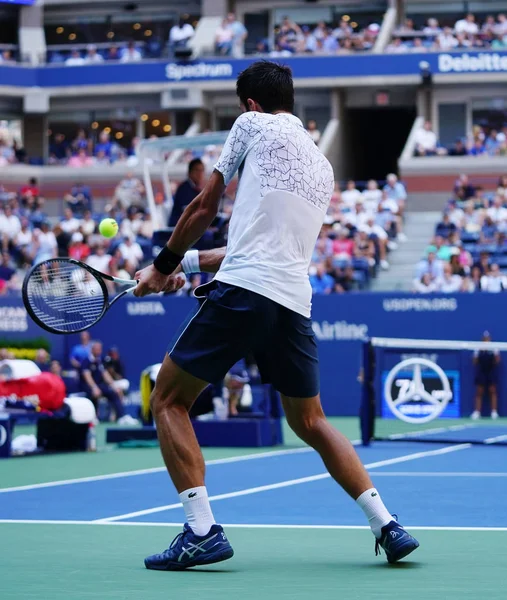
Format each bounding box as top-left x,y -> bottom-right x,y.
144,523 -> 234,571
375,519 -> 420,564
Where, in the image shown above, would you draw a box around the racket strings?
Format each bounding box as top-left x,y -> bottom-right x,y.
26,261 -> 107,333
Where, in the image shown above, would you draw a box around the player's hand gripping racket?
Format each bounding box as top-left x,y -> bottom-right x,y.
22,258 -> 137,334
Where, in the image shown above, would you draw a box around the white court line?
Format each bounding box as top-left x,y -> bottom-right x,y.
1,520 -> 506,532
94,443 -> 471,523
485,434 -> 507,444
0,446 -> 315,494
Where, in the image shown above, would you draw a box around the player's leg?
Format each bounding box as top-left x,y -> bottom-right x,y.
472,383 -> 484,419
144,282 -> 255,570
261,304 -> 418,563
489,383 -> 499,418
150,354 -> 208,493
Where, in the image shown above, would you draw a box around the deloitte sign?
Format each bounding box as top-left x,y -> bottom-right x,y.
438,52 -> 507,73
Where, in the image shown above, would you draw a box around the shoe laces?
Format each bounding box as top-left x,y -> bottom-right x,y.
169,529 -> 189,551
375,514 -> 398,557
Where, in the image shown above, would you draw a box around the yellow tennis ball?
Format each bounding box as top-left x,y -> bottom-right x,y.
99,218 -> 118,238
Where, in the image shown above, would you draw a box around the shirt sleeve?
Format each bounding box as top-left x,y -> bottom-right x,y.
214,112 -> 261,185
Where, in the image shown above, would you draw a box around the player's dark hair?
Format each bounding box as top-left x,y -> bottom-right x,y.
188,158 -> 203,175
236,61 -> 294,114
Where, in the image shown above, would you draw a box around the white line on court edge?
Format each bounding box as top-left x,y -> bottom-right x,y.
0,446 -> 315,494
94,443 -> 472,523
1,520 -> 506,532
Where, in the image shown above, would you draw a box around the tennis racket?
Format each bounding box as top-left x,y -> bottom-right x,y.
22,258 -> 137,335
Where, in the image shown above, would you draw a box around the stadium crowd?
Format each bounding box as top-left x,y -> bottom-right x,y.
413,173 -> 507,293
0,158 -> 408,296
390,12 -> 507,53
265,15 -> 380,56
413,121 -> 507,158
309,175 -> 408,294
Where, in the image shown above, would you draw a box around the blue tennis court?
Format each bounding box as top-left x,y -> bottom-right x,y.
1,420 -> 506,600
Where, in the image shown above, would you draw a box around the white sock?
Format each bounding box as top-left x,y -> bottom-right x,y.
356,488 -> 393,539
179,486 -> 216,536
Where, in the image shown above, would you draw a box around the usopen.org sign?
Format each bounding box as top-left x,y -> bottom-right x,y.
438,52 -> 507,73
166,62 -> 233,81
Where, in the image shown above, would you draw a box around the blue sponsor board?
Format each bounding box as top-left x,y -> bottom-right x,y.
1,51 -> 507,88
0,292 -> 506,416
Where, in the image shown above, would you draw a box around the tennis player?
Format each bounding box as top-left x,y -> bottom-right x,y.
134,61 -> 419,570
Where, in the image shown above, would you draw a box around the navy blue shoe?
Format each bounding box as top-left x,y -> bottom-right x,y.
375,519 -> 419,564
144,523 -> 234,571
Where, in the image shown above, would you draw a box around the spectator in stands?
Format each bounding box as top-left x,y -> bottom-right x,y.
65,49 -> 85,66
71,129 -> 91,155
118,234 -> 143,274
60,207 -> 81,235
342,180 -> 362,207
412,272 -> 437,294
34,348 -> 50,372
415,247 -> 444,281
0,204 -> 21,252
120,41 -> 142,63
497,175 -> 507,201
95,131 -> 113,159
487,196 -> 507,228
49,133 -> 69,164
65,182 -> 92,215
472,331 -> 500,419
355,228 -> 376,267
215,19 -> 234,55
80,340 -> 135,424
113,172 -> 145,210
85,45 -> 104,64
383,174 -> 407,218
108,46 -> 121,61
414,121 -> 438,156
481,263 -> 507,292
435,213 -> 457,239
224,359 -> 249,416
484,130 -> 501,155
454,174 -> 475,200
332,226 -> 354,260
436,263 -> 462,293
306,119 -> 321,144
386,37 -> 408,53
70,331 -> 92,369
104,346 -> 130,398
469,139 -> 486,156
0,50 -> 15,65
68,232 -> 90,262
455,13 -> 479,35
68,148 -> 94,167
437,27 -> 458,51
276,17 -> 302,54
31,222 -> 57,264
423,18 -> 441,36
334,265 -> 355,293
448,139 -> 468,156
309,263 -> 334,295
169,158 -> 205,226
226,12 -> 248,58
169,16 -> 195,55
14,218 -> 32,264
365,216 -> 390,270
88,241 -> 112,271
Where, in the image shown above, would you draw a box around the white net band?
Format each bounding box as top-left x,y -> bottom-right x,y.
370,337 -> 507,352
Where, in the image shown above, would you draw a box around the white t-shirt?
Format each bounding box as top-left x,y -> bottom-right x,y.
362,189 -> 381,214
119,242 -> 143,267
487,206 -> 507,223
481,274 -> 507,293
61,217 -> 81,234
436,274 -> 462,293
342,188 -> 362,207
213,111 -> 334,317
454,19 -> 479,35
414,128 -> 437,151
0,214 -> 21,239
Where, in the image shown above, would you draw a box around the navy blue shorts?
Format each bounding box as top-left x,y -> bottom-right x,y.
169,281 -> 319,398
475,370 -> 498,387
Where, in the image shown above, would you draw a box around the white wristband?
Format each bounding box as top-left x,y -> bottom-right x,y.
181,250 -> 200,274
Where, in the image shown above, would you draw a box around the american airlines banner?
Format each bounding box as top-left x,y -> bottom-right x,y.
1,51 -> 507,89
